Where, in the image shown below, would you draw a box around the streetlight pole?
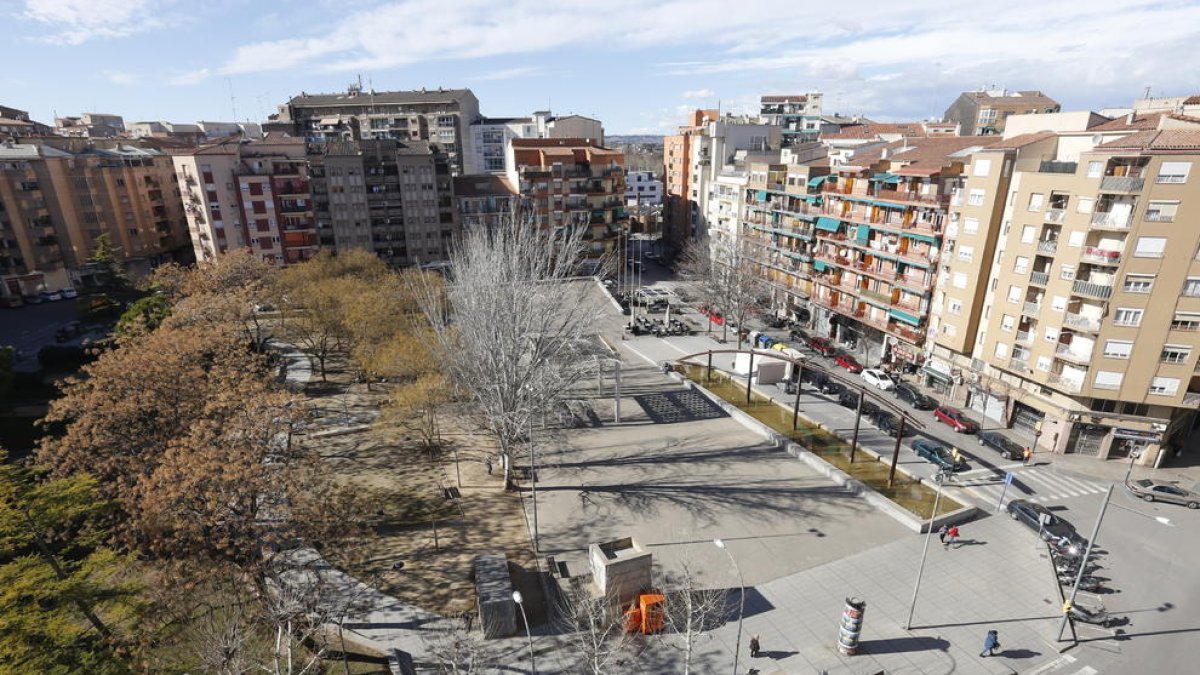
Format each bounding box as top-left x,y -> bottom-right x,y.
1123,447 -> 1141,486
513,590 -> 536,674
1058,484 -> 1113,642
905,470 -> 946,629
529,412 -> 538,553
713,538 -> 745,675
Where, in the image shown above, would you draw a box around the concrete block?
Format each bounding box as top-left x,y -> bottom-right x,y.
589,537 -> 652,606
473,555 -> 516,638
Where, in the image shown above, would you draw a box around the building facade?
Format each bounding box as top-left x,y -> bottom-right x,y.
454,174 -> 518,231
943,89 -> 1060,136
466,111 -> 605,175
54,113 -> 126,138
760,94 -> 823,145
625,170 -> 662,206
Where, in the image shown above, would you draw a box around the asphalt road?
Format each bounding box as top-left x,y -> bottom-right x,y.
0,299 -> 83,369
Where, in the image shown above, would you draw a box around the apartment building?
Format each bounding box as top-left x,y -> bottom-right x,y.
0,104 -> 51,138
664,110 -> 716,249
0,138 -> 191,297
172,134 -> 319,266
943,89 -> 1060,136
760,94 -> 823,145
272,86 -> 480,176
466,111 -> 605,175
625,170 -> 662,206
820,121 -> 961,166
505,138 -> 627,259
311,139 -> 457,266
454,174 -> 518,231
54,113 -> 126,138
129,120 -> 264,142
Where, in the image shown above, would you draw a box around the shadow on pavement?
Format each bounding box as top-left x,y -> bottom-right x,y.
858,635 -> 949,654
997,648 -> 1042,659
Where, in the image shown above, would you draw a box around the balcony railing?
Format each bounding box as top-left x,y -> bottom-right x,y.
1080,246 -> 1122,265
1015,330 -> 1031,343
1100,176 -> 1145,193
1044,209 -> 1067,223
1030,271 -> 1050,285
1007,358 -> 1030,373
1036,240 -> 1059,254
1072,279 -> 1114,299
1064,312 -> 1101,332
1090,211 -> 1132,230
1183,392 -> 1200,406
1039,160 -> 1078,174
1023,301 -> 1041,316
1055,343 -> 1093,363
1048,373 -> 1083,393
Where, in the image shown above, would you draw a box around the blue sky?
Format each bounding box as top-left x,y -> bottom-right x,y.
4,0 -> 1200,135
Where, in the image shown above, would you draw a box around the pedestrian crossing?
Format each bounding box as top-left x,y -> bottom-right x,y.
1026,653 -> 1099,675
952,465 -> 1109,506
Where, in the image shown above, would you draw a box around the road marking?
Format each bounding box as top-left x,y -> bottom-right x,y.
1025,653 -> 1077,675
1072,667 -> 1099,675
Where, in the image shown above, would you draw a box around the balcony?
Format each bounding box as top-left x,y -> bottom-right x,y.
1100,176 -> 1144,193
1072,279 -> 1113,299
1044,209 -> 1067,223
1055,343 -> 1093,364
1184,392 -> 1200,406
1080,246 -> 1122,265
1089,211 -> 1132,230
1007,358 -> 1030,373
1036,239 -> 1059,254
1015,330 -> 1031,343
1030,271 -> 1050,285
1038,160 -> 1078,174
1064,312 -> 1101,332
1048,373 -> 1083,393
1023,301 -> 1041,316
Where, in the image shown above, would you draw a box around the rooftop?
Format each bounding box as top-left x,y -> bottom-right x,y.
961,89 -> 1059,107
453,175 -> 517,197
983,132 -> 1056,150
761,95 -> 810,104
289,88 -> 474,108
1089,112 -> 1166,132
1096,129 -> 1200,152
850,137 -> 998,175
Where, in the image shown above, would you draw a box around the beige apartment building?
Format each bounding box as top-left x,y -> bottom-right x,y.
929,116 -> 1200,466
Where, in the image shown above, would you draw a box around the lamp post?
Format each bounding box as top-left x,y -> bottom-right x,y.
1123,447 -> 1142,486
513,590 -> 536,674
529,411 -> 538,553
905,469 -> 947,629
714,538 -> 745,675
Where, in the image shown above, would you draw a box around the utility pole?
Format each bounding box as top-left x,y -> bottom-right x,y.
1058,484 -> 1114,642
905,470 -> 946,629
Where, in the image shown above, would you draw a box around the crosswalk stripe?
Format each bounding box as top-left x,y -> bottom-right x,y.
1073,667 -> 1098,675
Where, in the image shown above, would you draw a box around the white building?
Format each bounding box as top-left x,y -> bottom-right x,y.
686,115 -> 780,239
625,170 -> 662,206
466,111 -> 605,175
705,168 -> 748,244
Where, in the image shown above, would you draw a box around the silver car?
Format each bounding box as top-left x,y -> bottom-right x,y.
1128,479 -> 1199,509
861,368 -> 895,390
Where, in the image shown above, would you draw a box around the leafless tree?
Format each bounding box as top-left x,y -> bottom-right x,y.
554,579 -> 639,675
412,212 -> 607,487
423,614 -> 500,674
676,235 -> 770,347
658,560 -> 731,675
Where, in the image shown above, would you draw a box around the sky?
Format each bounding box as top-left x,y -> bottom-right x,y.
4,0 -> 1200,135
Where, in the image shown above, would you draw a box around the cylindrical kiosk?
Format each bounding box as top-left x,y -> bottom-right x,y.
837,596 -> 867,655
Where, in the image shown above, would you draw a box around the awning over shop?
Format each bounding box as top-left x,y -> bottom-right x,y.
808,175 -> 835,187
815,216 -> 841,232
922,367 -> 953,383
889,308 -> 922,326
873,172 -> 901,184
813,260 -> 828,272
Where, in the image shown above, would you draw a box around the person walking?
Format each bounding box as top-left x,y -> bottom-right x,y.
749,635 -> 761,658
944,525 -> 960,549
938,524 -> 949,545
1022,446 -> 1033,466
980,629 -> 1000,657
484,456 -> 493,475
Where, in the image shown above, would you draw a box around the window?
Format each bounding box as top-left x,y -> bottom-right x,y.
1037,356 -> 1052,372
1149,377 -> 1180,396
948,299 -> 963,315
1090,399 -> 1118,413
1007,285 -> 1023,302
1051,295 -> 1067,311
1028,193 -> 1044,211
952,272 -> 968,289
1094,371 -> 1123,389
1113,307 -> 1143,327
1060,265 -> 1076,281
942,323 -> 958,336
1123,274 -> 1155,293
1013,256 -> 1029,274
1021,225 -> 1036,243
1044,326 -> 1059,342
1067,230 -> 1085,247
1086,161 -> 1104,178
973,159 -> 992,177
1134,236 -> 1167,257
1161,345 -> 1191,364
1172,312 -> 1200,331
1157,161 -> 1191,184
1184,278 -> 1200,297
963,217 -> 979,234
994,342 -> 1009,358
1001,314 -> 1015,331
1103,340 -> 1133,358
1123,402 -> 1150,416
1145,201 -> 1178,223
968,189 -> 985,206
958,245 -> 974,262
1076,197 -> 1094,214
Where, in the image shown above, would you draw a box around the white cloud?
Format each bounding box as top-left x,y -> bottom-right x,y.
682,88 -> 714,99
102,70 -> 138,85
477,66 -> 543,81
168,68 -> 210,86
22,0 -> 170,44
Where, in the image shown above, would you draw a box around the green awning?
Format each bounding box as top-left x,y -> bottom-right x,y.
889,308 -> 922,326
855,225 -> 871,244
815,217 -> 841,232
922,367 -> 953,384
808,175 -> 834,187
873,172 -> 901,184
757,190 -> 767,200
902,232 -> 938,245
813,260 -> 828,272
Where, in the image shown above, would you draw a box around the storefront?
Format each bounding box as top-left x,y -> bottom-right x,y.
1011,401 -> 1045,436
921,359 -> 955,395
1067,424 -> 1108,457
967,384 -> 1007,424
1109,427 -> 1161,461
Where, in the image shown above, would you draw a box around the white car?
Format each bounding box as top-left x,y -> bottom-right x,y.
861,369 -> 896,390
40,289 -> 63,302
60,287 -> 78,299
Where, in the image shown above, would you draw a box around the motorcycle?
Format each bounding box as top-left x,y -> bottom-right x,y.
1069,604 -> 1115,628
1058,575 -> 1105,592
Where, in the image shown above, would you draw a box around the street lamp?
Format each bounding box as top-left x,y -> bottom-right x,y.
713,538 -> 745,675
513,590 -> 536,674
905,469 -> 947,630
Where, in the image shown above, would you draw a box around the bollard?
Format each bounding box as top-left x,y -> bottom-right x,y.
837,597 -> 867,656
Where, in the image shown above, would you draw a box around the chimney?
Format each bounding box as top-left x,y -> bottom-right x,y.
1126,111 -> 1136,125
881,147 -> 891,159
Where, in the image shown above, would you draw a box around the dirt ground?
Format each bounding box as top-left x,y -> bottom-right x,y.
295,357 -> 540,618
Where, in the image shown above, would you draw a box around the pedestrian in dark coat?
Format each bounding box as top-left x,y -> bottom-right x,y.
980,629 -> 1000,657
484,457 -> 493,475
749,635 -> 760,658
938,525 -> 949,545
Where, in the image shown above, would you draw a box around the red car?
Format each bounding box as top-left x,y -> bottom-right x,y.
833,352 -> 863,373
934,405 -> 979,433
806,336 -> 838,357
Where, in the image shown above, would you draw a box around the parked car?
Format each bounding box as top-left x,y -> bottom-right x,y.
22,294 -> 44,305
911,439 -> 966,471
1127,479 -> 1200,508
40,289 -> 63,301
1006,499 -> 1086,545
1,295 -> 22,308
934,405 -> 978,433
806,336 -> 837,356
60,287 -> 78,299
894,383 -> 937,410
789,327 -> 808,343
871,409 -> 911,437
978,431 -> 1025,460
55,321 -> 84,343
838,390 -> 860,409
833,352 -> 863,373
861,368 -> 895,390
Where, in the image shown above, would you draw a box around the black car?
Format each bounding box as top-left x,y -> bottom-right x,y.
838,390 -> 859,409
894,383 -> 936,410
1006,499 -> 1086,547
979,431 -> 1026,461
870,409 -> 912,437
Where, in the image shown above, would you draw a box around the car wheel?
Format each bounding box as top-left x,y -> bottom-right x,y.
1187,502 -> 1199,509
1008,510 -> 1018,520
1142,494 -> 1154,502
977,437 -> 985,446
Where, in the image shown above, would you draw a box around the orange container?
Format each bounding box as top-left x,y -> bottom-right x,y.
623,606 -> 642,634
639,593 -> 665,634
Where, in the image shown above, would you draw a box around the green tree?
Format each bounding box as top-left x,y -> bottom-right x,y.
86,233 -> 131,295
0,450 -> 135,673
115,295 -> 173,338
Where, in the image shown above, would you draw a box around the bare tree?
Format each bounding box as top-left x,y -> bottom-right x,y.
676,235 -> 770,347
658,560 -> 730,675
423,614 -> 500,674
554,579 -> 638,675
412,212 -> 607,487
